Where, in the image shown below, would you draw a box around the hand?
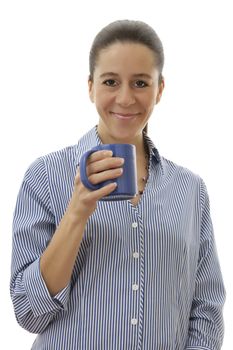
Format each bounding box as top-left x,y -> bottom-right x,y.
67,150 -> 124,221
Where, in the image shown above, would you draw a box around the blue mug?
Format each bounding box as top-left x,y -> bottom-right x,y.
79,144 -> 137,201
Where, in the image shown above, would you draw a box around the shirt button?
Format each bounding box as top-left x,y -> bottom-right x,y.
132,222 -> 138,228
132,284 -> 139,291
133,252 -> 139,259
131,318 -> 138,325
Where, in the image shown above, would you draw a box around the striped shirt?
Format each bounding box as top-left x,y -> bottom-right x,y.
10,125 -> 225,349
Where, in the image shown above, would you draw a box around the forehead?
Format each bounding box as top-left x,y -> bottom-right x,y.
95,42 -> 158,77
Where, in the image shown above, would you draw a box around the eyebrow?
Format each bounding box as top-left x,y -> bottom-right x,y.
99,72 -> 153,79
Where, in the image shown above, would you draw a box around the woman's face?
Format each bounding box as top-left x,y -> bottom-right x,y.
88,42 -> 164,143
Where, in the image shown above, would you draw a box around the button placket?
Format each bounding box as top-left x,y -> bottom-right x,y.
131,220 -> 140,328
131,318 -> 138,326
129,214 -> 144,348
132,222 -> 138,228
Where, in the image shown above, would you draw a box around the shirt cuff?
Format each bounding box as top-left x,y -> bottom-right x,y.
23,258 -> 71,317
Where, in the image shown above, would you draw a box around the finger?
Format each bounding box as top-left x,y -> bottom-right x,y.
88,150 -> 113,164
87,156 -> 124,175
89,168 -> 123,185
88,182 -> 117,201
74,167 -> 81,185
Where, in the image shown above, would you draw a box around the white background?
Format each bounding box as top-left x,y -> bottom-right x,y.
1,0 -> 232,348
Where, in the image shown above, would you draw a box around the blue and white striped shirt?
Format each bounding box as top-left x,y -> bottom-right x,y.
10,125 -> 225,349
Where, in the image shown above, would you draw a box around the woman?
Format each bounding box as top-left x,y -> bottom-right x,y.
10,20 -> 225,349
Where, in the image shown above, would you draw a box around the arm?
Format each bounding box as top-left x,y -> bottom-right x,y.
10,151 -> 122,333
10,158 -> 75,333
185,180 -> 226,350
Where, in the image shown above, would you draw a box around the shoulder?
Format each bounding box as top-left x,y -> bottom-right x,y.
161,157 -> 210,213
28,126 -> 98,173
146,133 -> 205,189
25,144 -> 78,177
161,155 -> 206,190
42,144 -> 78,169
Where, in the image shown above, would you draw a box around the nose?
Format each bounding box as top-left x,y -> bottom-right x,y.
115,84 -> 135,107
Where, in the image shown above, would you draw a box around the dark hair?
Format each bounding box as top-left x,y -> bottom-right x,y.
89,20 -> 164,134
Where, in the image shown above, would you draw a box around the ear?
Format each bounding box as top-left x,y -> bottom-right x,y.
155,78 -> 165,104
88,79 -> 94,103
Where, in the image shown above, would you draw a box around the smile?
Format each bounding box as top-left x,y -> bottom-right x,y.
110,112 -> 139,120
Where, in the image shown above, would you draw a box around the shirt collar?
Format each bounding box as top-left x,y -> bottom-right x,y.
75,125 -> 165,175
142,131 -> 161,161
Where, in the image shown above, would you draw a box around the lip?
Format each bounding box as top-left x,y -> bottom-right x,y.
111,112 -> 139,120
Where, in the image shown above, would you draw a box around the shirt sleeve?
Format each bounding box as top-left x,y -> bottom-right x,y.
10,158 -> 71,333
185,179 -> 226,350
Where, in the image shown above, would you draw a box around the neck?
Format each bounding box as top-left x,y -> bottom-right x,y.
97,125 -> 147,159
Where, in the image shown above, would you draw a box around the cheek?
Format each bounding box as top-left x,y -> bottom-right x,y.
140,93 -> 156,109
96,92 -> 113,110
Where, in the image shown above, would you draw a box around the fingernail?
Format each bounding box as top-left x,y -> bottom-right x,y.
105,150 -> 113,156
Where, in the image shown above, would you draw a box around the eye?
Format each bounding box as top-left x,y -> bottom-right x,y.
134,80 -> 148,88
103,79 -> 117,87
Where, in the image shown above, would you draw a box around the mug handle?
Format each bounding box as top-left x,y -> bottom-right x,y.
79,147 -> 102,190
